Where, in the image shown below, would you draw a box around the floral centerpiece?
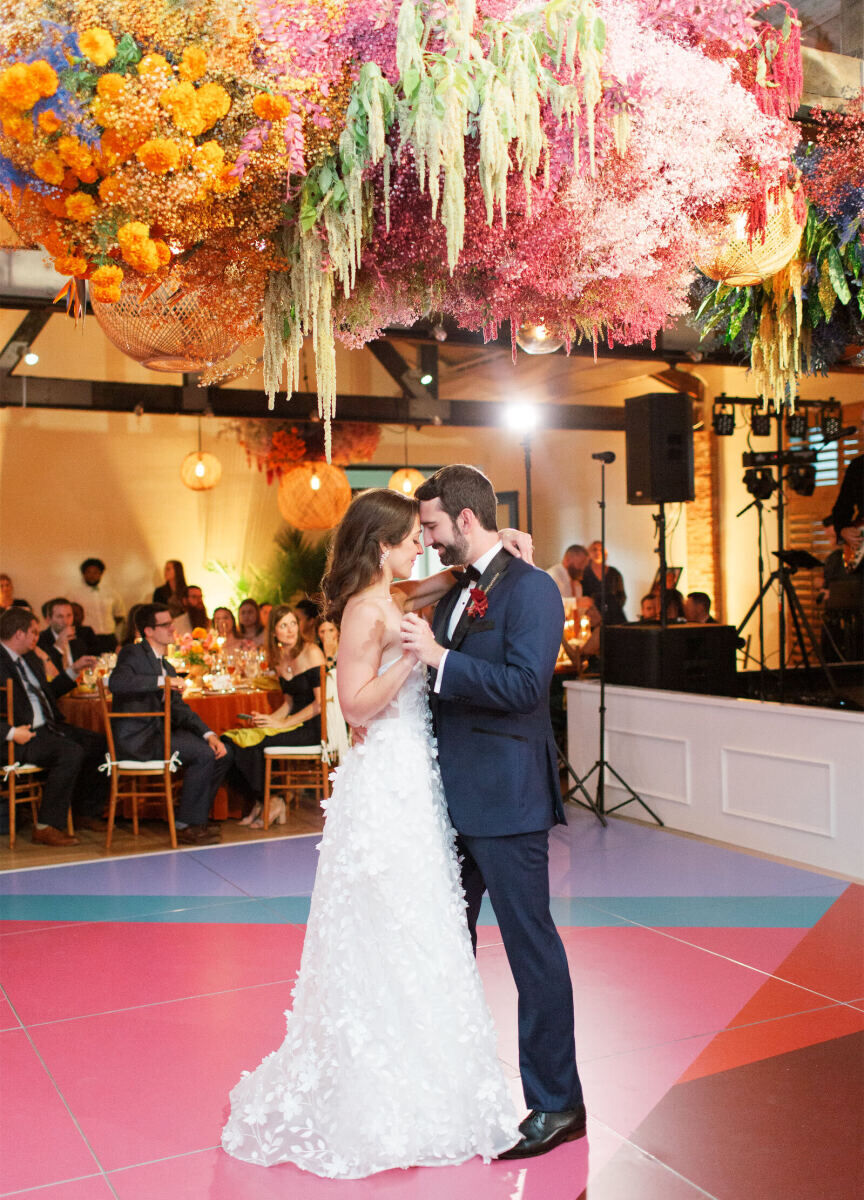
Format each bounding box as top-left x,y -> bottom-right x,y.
1,1 -> 802,447
175,626 -> 218,682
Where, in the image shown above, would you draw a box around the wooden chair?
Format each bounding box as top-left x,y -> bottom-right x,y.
2,679 -> 75,848
99,679 -> 181,850
262,664 -> 331,828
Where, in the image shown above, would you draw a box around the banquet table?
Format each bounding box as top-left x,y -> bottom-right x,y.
58,687 -> 283,819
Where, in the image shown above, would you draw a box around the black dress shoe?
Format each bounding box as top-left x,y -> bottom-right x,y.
497,1106 -> 587,1159
177,824 -> 221,846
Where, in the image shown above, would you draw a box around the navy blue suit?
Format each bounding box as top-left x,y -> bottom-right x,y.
430,550 -> 582,1112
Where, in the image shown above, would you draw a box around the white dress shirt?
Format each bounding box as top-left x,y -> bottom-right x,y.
434,541 -> 503,694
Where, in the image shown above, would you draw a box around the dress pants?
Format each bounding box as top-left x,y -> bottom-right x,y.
458,829 -> 583,1113
171,731 -> 233,826
19,726 -> 84,829
61,724 -> 110,818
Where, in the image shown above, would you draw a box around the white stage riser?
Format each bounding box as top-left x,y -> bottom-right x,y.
565,682 -> 864,879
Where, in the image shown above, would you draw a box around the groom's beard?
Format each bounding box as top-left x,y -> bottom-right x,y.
434,526 -> 471,567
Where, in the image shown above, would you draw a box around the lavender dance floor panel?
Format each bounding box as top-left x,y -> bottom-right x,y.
0,808 -> 857,1199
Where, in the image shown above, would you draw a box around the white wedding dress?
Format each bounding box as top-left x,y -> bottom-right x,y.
221,660 -> 519,1179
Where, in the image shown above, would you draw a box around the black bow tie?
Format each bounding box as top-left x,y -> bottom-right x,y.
459,565 -> 482,588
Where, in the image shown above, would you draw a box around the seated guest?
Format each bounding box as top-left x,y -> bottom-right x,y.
1,573 -> 30,611
639,593 -> 659,622
69,557 -> 123,650
581,541 -> 627,624
545,544 -> 589,603
0,606 -> 108,843
213,606 -> 242,651
237,598 -> 266,647
683,591 -> 716,623
110,604 -> 233,846
153,559 -> 188,617
259,602 -> 273,631
317,618 -> 340,668
226,605 -> 325,827
69,602 -> 99,654
294,597 -> 320,645
665,589 -> 686,622
39,598 -> 96,673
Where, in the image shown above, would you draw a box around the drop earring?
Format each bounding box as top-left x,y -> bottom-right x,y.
379,547 -> 390,569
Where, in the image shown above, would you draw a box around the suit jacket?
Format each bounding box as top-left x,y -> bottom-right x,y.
429,551 -> 565,837
109,641 -> 211,759
37,629 -> 91,675
0,644 -> 76,738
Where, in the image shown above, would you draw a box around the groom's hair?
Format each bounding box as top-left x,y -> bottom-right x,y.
415,465 -> 498,531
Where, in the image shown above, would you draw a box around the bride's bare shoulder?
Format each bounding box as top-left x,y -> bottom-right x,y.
341,592 -> 390,629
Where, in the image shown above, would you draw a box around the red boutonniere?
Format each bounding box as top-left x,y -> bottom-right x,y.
466,586 -> 488,619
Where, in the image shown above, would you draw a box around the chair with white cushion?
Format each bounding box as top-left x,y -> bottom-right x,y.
262,664 -> 330,828
2,679 -> 75,848
99,679 -> 180,850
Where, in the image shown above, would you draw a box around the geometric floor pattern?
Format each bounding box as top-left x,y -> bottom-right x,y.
1,808 -> 861,1199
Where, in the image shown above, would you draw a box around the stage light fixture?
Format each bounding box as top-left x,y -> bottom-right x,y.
750,406 -> 771,436
786,410 -> 807,439
743,467 -> 777,500
821,403 -> 842,442
787,463 -> 816,496
712,402 -> 735,436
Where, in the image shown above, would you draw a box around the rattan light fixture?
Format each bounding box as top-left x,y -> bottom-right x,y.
277,462 -> 352,530
180,418 -> 222,491
387,467 -> 427,497
700,183 -> 806,287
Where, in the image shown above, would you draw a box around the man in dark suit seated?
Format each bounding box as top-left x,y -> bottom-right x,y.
39,597 -> 94,674
109,604 -> 233,846
1,606 -> 109,845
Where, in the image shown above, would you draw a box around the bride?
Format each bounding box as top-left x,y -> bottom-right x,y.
221,488 -> 524,1178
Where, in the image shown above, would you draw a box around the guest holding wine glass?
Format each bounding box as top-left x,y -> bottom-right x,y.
153,560 -> 188,616
225,605 -> 326,827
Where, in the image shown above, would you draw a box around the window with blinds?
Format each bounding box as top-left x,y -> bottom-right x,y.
785,402 -> 863,664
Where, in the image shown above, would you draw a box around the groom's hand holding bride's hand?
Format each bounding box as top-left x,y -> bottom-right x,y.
400,613 -> 444,669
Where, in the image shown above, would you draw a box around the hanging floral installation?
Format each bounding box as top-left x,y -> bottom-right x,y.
227,418 -> 381,482
0,0 -> 802,449
692,90 -> 864,404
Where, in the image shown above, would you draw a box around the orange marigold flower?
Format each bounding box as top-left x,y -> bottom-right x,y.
136,137 -> 182,174
32,153 -> 65,185
37,109 -> 62,133
159,81 -> 204,135
91,282 -> 122,302
153,239 -> 171,267
98,175 -> 125,203
138,54 -> 171,77
79,28 -> 116,68
28,60 -> 58,98
64,192 -> 98,222
191,626 -> 208,639
96,73 -> 126,101
57,136 -> 93,172
213,162 -> 240,193
196,82 -> 231,128
178,46 -> 207,83
252,93 -> 291,122
41,192 -> 69,218
61,169 -> 79,191
77,166 -> 99,184
91,263 -> 123,287
191,140 -> 224,172
117,222 -> 160,273
3,113 -> 34,144
98,129 -> 136,167
117,220 -> 150,246
0,64 -> 40,111
53,252 -> 89,277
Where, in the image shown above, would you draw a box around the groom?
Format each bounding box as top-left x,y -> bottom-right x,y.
401,464 -> 585,1159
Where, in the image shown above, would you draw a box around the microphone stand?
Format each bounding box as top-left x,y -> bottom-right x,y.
572,453 -> 664,825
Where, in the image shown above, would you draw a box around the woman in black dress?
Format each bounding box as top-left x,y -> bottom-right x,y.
228,605 -> 326,826
153,560 -> 188,616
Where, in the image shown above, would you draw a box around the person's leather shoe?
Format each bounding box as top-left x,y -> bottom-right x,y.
497,1106 -> 587,1159
32,826 -> 80,847
177,824 -> 221,846
77,815 -> 108,832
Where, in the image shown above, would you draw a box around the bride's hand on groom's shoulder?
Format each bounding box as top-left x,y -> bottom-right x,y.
501,528 -> 534,564
400,613 -> 443,669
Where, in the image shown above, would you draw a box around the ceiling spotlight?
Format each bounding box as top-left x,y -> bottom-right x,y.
743,467 -> 777,500
788,463 -> 816,496
786,410 -> 807,440
821,402 -> 842,442
23,351 -> 39,366
750,405 -> 771,436
712,401 -> 735,436
419,372 -> 434,386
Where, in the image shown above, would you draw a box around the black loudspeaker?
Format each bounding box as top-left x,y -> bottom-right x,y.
625,393 -> 695,505
604,625 -> 738,697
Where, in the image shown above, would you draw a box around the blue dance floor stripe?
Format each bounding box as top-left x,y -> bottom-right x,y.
0,892 -> 838,928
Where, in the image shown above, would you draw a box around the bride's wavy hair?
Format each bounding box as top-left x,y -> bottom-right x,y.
322,488 -> 419,625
